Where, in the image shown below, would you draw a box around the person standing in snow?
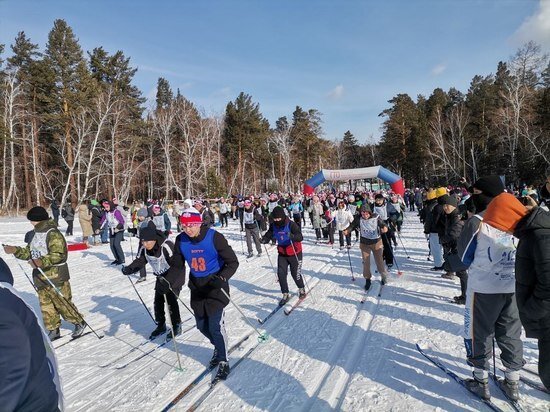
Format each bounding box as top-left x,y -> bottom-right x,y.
261,206 -> 306,305
78,200 -> 93,245
344,204 -> 389,290
194,200 -> 215,229
150,204 -> 171,237
288,196 -> 304,228
0,257 -> 64,411
459,192 -> 525,401
100,200 -> 126,265
132,208 -> 152,282
335,199 -> 354,250
62,200 -> 75,236
243,199 -> 263,258
439,195 -> 467,294
3,206 -> 86,341
373,194 -> 395,268
168,207 -> 239,382
122,225 -> 183,339
50,199 -> 60,225
218,197 -> 230,228
90,199 -> 104,246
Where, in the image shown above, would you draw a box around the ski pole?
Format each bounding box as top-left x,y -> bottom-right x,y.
397,232 -> 411,259
393,255 -> 404,276
124,271 -> 157,324
220,288 -> 269,343
347,247 -> 355,281
164,294 -> 184,372
158,276 -> 195,317
129,232 -> 134,260
240,230 -> 245,256
263,243 -> 278,283
290,240 -> 315,304
31,260 -> 104,340
14,259 -> 40,293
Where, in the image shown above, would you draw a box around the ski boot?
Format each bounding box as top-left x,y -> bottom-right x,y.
279,293 -> 290,306
465,377 -> 490,400
48,328 -> 60,341
213,361 -> 230,383
209,349 -> 220,368
364,279 -> 371,291
453,295 -> 466,305
149,323 -> 167,340
497,378 -> 519,401
72,322 -> 87,338
298,288 -> 306,299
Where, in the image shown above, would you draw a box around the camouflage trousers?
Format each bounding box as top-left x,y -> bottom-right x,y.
38,281 -> 84,331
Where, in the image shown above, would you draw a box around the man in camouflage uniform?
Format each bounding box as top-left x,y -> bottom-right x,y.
3,206 -> 86,341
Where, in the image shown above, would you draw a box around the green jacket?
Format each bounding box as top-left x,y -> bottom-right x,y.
14,219 -> 70,289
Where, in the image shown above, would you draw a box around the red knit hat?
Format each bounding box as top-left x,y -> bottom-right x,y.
179,207 -> 202,225
483,193 -> 527,233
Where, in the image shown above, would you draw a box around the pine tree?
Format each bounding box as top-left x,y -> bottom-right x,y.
340,130 -> 359,169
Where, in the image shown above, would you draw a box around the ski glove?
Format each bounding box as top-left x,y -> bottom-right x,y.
121,265 -> 132,276
260,237 -> 271,244
209,275 -> 226,289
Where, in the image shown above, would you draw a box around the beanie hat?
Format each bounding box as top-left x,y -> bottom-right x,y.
137,208 -> 148,218
90,199 -> 99,206
179,207 -> 202,225
139,226 -> 157,241
435,187 -> 447,198
440,195 -> 458,208
374,194 -> 384,200
27,206 -> 49,222
483,193 -> 527,233
348,195 -> 355,202
271,206 -> 286,219
360,204 -> 372,213
183,198 -> 192,208
473,175 -> 505,198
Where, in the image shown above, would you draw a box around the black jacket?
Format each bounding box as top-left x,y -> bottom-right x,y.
440,210 -> 464,251
90,205 -> 103,232
514,207 -> 550,339
169,227 -> 239,317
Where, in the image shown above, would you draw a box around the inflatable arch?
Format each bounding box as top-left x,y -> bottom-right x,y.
303,166 -> 404,196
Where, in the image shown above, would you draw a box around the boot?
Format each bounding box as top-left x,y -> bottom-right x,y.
213,361 -> 230,383
135,277 -> 147,283
48,328 -> 60,341
72,322 -> 87,338
453,296 -> 466,305
278,293 -> 290,306
381,274 -> 388,286
247,252 -> 253,258
209,349 -> 220,368
298,288 -> 306,299
497,378 -> 519,401
430,265 -> 444,271
465,377 -> 490,400
441,272 -> 457,280
149,323 -> 167,340
364,278 -> 372,291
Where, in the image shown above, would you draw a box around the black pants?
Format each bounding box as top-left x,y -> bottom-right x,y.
338,230 -> 351,247
109,230 -> 125,263
456,270 -> 468,297
381,232 -> 394,265
220,213 -> 228,227
277,252 -> 305,294
154,282 -> 181,326
65,220 -> 73,236
292,214 -> 301,228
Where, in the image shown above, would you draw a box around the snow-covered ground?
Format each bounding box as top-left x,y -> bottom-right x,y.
1,212 -> 548,411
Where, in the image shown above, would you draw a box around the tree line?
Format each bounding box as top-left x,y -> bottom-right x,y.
1,20 -> 548,212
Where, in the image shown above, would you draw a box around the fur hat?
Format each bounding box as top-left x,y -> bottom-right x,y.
27,206 -> 49,222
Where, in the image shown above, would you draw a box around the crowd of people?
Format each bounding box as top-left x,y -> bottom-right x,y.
1,169 -> 549,409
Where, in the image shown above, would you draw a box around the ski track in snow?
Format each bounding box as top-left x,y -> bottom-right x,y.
1,213 -> 548,411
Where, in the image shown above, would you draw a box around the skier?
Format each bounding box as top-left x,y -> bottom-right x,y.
218,197 -> 230,228
261,206 -> 306,305
288,196 -> 304,228
168,207 -> 239,382
459,192 -> 525,401
243,199 -> 263,258
100,200 -> 126,265
133,207 -> 152,282
150,204 -> 171,237
0,257 -> 63,411
343,204 -> 389,290
335,199 -> 354,249
3,206 -> 86,340
122,225 -> 184,339
308,195 -> 326,243
373,194 -> 395,267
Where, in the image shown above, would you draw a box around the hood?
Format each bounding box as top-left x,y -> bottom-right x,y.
34,218 -> 58,233
0,257 -> 14,285
514,207 -> 550,238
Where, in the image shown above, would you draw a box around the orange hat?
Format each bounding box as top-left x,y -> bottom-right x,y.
483,193 -> 527,233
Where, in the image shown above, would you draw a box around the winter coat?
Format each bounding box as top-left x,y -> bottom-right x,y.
440,209 -> 464,252
309,202 -> 326,229
78,204 -> 93,237
90,205 -> 103,233
514,207 -> 550,339
14,219 -> 70,289
346,213 -> 387,245
335,208 -> 354,231
99,208 -> 125,235
0,258 -> 62,411
50,200 -> 60,218
168,226 -> 239,317
62,203 -> 74,221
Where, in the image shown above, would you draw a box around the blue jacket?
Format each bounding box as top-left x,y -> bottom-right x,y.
0,257 -> 63,412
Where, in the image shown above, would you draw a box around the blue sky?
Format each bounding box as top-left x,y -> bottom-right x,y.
1,0 -> 548,143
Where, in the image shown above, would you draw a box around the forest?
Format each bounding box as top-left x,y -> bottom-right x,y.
1,19 -> 548,210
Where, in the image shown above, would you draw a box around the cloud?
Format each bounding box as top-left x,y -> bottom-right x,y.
511,0 -> 550,48
430,63 -> 447,76
137,64 -> 190,79
327,84 -> 344,100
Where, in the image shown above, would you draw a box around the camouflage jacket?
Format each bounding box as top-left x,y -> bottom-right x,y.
14,219 -> 70,289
